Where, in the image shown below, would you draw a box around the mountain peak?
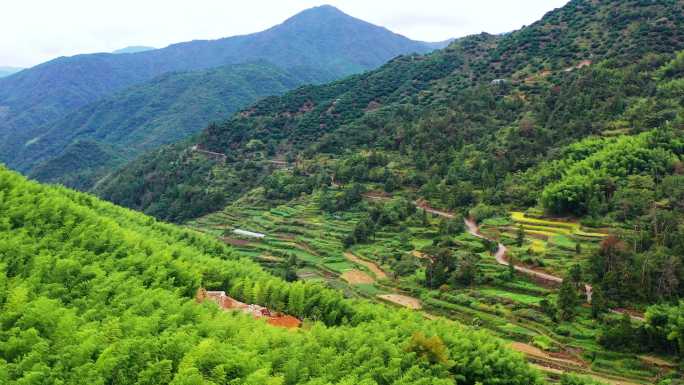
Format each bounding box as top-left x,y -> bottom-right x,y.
282,4 -> 355,25
296,4 -> 346,15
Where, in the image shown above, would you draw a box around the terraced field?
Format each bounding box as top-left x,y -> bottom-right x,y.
480,211 -> 608,275
188,200 -> 397,298
187,195 -> 666,384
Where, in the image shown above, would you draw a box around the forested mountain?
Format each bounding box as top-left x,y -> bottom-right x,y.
16,62 -> 327,189
0,166 -> 553,384
98,0 -> 684,222
0,5 -> 438,184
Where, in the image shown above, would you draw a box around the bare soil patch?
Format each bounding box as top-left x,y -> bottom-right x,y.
378,294 -> 422,309
639,355 -> 676,368
510,342 -> 583,367
199,289 -> 301,329
267,315 -> 301,329
341,269 -> 375,285
345,252 -> 387,279
221,237 -> 250,246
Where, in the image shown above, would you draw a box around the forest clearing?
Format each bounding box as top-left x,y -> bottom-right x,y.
197,289 -> 302,329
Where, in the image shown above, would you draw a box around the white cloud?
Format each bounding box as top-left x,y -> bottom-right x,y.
0,0 -> 569,67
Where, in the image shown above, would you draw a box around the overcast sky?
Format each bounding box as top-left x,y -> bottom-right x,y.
1,0 -> 570,68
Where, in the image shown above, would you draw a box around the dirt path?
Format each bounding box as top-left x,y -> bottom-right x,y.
510,342 -> 583,367
639,355 -> 676,368
361,195 -> 650,381
341,269 -> 375,285
344,252 -> 388,280
362,194 -> 646,321
415,200 -> 455,218
378,294 -> 422,309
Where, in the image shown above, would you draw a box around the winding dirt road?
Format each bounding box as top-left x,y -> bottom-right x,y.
464,218 -> 564,285
364,194 -> 645,322
464,217 -> 644,322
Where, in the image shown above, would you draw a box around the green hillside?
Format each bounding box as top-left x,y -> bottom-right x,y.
17,62 -> 327,189
4,0 -> 684,382
0,166 -> 556,384
27,140 -> 126,190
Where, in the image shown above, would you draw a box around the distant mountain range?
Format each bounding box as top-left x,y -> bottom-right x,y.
0,5 -> 445,188
0,66 -> 23,78
23,61 -> 326,188
112,46 -> 156,54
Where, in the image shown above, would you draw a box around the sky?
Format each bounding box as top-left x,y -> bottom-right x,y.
1,0 -> 570,68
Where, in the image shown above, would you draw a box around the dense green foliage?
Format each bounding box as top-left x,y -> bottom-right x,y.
0,5 -> 438,185
508,126 -> 684,305
28,140 -> 126,190
17,62 -> 320,189
0,166 -> 553,384
538,131 -> 682,216
95,42 -> 470,221
96,142 -> 268,222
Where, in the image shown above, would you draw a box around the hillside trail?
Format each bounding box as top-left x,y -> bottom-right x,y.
464,218 -> 563,285
463,216 -> 645,322
362,193 -> 645,321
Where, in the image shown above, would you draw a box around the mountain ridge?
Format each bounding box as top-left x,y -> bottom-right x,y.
0,66 -> 23,78
1,5 -> 440,186
112,45 -> 156,54
19,61 -> 327,189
